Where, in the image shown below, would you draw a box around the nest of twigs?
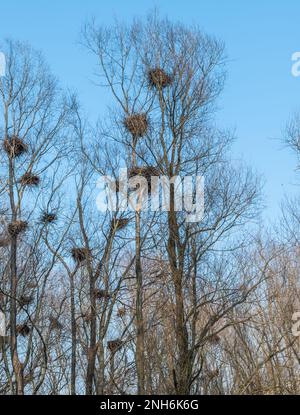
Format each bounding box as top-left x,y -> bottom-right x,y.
107,338 -> 123,353
7,220 -> 28,237
128,166 -> 160,193
19,295 -> 34,308
20,172 -> 40,187
3,136 -> 28,158
40,211 -> 57,225
117,307 -> 126,318
49,316 -> 63,331
124,113 -> 148,138
16,323 -> 31,337
110,217 -> 130,232
94,289 -> 111,301
82,312 -> 93,323
71,247 -> 90,264
148,68 -> 172,89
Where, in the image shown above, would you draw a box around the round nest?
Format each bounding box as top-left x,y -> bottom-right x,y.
117,307 -> 126,318
19,295 -> 34,308
40,211 -> 57,225
107,338 -> 123,353
3,136 -> 28,158
94,289 -> 111,300
7,220 -> 28,237
128,166 -> 160,193
148,68 -> 172,89
16,324 -> 31,337
71,247 -> 90,263
124,113 -> 148,138
110,217 -> 130,232
20,172 -> 40,187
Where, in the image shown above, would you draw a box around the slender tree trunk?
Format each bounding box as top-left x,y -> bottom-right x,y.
70,274 -> 76,395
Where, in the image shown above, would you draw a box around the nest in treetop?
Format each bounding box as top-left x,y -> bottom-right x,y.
16,323 -> 31,337
124,113 -> 148,138
7,220 -> 28,237
107,338 -> 123,353
40,211 -> 57,225
128,166 -> 160,193
19,295 -> 34,308
94,289 -> 111,301
71,247 -> 90,264
20,172 -> 40,187
3,136 -> 28,158
110,217 -> 130,232
49,316 -> 63,331
148,68 -> 172,89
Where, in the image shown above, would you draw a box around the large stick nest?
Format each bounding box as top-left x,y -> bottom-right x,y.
7,220 -> 28,237
148,68 -> 172,89
110,217 -> 130,232
49,316 -> 63,331
124,113 -> 148,138
107,338 -> 123,353
16,323 -> 31,337
71,247 -> 90,264
20,172 -> 40,187
128,166 -> 160,193
19,295 -> 34,308
3,136 -> 28,158
40,211 -> 57,225
94,289 -> 111,300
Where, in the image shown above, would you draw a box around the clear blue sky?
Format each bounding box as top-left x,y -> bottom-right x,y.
1,0 -> 300,222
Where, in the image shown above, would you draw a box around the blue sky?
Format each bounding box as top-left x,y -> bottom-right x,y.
1,0 -> 300,222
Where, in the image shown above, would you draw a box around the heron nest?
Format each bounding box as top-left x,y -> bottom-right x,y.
20,172 -> 40,187
128,166 -> 160,193
94,289 -> 111,300
19,295 -> 34,308
148,68 -> 172,89
40,211 -> 57,224
110,217 -> 130,232
7,220 -> 28,237
3,136 -> 28,158
124,113 -> 148,138
107,338 -> 123,353
16,323 -> 30,337
71,247 -> 90,264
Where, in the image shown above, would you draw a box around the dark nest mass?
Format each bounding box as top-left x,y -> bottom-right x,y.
20,172 -> 40,187
16,323 -> 31,337
148,67 -> 172,89
71,247 -> 90,264
124,113 -> 148,138
19,295 -> 34,308
107,338 -> 123,353
40,211 -> 57,225
94,289 -> 111,300
3,136 -> 28,158
110,217 -> 130,232
128,166 -> 160,193
7,220 -> 28,237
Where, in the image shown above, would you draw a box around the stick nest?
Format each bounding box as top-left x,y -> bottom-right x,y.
8,220 -> 28,237
148,68 -> 172,89
124,113 -> 148,137
3,136 -> 28,158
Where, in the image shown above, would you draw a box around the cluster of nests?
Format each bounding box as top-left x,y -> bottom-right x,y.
16,316 -> 63,338
0,212 -> 56,246
123,67 -> 172,139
